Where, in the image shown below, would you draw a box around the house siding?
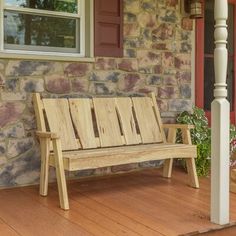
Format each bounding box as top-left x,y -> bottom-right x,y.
0,0 -> 194,187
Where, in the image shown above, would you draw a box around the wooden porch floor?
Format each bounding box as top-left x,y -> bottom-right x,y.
1,168 -> 236,236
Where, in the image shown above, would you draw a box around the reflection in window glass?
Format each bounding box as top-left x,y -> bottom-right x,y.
4,0 -> 78,14
204,0 -> 235,111
4,11 -> 79,51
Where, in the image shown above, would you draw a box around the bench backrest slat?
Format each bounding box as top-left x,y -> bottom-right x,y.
69,99 -> 99,149
115,97 -> 141,145
132,97 -> 163,143
93,98 -> 124,147
43,99 -> 79,151
33,93 -> 166,151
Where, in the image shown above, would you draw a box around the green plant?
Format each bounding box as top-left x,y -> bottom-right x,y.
230,124 -> 236,167
176,107 -> 211,176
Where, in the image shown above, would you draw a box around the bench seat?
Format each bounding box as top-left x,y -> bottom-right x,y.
49,143 -> 197,171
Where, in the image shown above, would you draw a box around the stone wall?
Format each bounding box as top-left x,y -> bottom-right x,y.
0,0 -> 193,187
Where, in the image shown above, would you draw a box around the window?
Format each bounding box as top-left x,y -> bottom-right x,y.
0,0 -> 94,59
0,0 -> 123,60
195,0 -> 236,124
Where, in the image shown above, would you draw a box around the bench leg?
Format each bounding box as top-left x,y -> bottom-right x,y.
163,159 -> 173,178
163,127 -> 176,178
186,158 -> 199,188
182,129 -> 199,188
53,139 -> 69,210
39,138 -> 50,196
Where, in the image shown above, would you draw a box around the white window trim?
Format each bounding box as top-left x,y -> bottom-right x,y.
0,0 -> 94,62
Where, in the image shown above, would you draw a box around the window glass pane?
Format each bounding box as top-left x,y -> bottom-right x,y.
204,58 -> 214,111
204,0 -> 214,54
4,0 -> 78,14
4,11 -> 79,52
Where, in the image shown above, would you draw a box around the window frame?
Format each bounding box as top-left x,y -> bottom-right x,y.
0,0 -> 95,61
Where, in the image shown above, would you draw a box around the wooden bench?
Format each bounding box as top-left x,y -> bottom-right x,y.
33,92 -> 199,210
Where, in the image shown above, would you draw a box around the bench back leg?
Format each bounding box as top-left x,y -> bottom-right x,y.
182,129 -> 199,188
52,139 -> 69,210
39,138 -> 50,196
163,128 -> 176,178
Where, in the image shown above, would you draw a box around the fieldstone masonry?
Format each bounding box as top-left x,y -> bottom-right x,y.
0,0 -> 194,187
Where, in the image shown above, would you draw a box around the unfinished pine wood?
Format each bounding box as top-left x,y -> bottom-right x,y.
93,98 -> 123,147
52,138 -> 69,210
69,99 -> 98,149
115,97 -> 140,145
48,143 -> 197,171
163,128 -> 176,178
32,93 -> 46,132
39,138 -> 50,196
182,129 -> 200,188
43,99 -> 79,151
132,97 -> 162,143
149,92 -> 166,142
34,93 -> 199,210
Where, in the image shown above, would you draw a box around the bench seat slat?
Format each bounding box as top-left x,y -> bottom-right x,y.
49,143 -> 196,171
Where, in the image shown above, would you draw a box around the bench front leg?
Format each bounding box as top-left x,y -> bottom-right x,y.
163,127 -> 176,178
181,129 -> 199,188
39,137 -> 50,196
52,138 -> 69,210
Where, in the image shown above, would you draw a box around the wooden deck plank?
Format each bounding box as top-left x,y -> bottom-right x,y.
21,187 -> 141,236
0,189 -> 92,236
0,218 -> 20,236
68,192 -> 160,236
1,168 -> 236,236
68,177 -> 213,235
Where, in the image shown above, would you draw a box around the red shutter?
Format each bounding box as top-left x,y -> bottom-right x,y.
94,0 -> 123,57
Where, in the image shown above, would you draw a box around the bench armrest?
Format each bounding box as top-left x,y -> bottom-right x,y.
36,131 -> 60,139
162,124 -> 195,130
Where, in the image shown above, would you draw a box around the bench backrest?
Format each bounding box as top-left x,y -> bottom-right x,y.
33,93 -> 166,151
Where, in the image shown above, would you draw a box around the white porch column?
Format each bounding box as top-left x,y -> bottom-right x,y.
211,0 -> 229,225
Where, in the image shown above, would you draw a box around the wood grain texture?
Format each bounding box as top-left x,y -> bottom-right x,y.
93,98 -> 123,147
182,129 -> 199,188
49,143 -> 197,171
69,99 -> 98,149
32,93 -> 46,132
132,97 -> 162,143
0,218 -> 19,236
39,138 -> 50,196
148,92 -> 166,142
43,99 -> 79,151
0,189 -> 92,236
52,138 -> 69,210
115,97 -> 140,145
163,127 -> 176,178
